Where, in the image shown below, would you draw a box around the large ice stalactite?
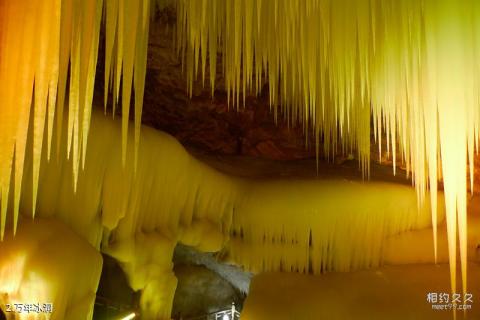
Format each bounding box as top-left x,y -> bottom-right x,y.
0,0 -> 152,242
0,218 -> 102,320
7,111 -> 450,319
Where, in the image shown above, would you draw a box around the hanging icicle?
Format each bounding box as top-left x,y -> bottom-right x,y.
176,0 -> 480,299
1,0 -> 479,307
0,0 -> 151,239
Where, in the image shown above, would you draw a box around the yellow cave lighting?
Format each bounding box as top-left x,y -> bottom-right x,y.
28,111 -> 450,318
228,180 -> 445,275
0,218 -> 102,320
176,0 -> 480,297
0,0 -> 151,240
24,110 -> 236,318
120,313 -> 137,320
0,0 -> 479,311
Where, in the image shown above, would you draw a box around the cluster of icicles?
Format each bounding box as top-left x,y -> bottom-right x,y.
177,0 -> 480,298
0,0 -> 479,305
12,110 -> 445,319
0,0 -> 155,239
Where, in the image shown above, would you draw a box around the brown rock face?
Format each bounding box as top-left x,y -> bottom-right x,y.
95,6 -> 480,189
137,7 -> 317,160
171,265 -> 244,319
93,6 -> 397,164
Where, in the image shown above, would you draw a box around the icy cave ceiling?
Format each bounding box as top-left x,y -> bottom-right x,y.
95,5 -> 480,185
98,5 -> 319,162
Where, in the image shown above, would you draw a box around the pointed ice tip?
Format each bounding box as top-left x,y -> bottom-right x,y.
32,202 -> 37,219
13,212 -> 18,238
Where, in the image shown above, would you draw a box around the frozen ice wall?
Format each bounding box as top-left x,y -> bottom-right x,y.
1,111 -> 447,319
17,110 -> 240,319
228,179 -> 445,274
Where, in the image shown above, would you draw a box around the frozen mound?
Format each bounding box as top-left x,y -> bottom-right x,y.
0,217 -> 102,320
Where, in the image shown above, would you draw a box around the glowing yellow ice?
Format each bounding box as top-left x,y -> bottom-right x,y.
7,107 -> 472,317
0,0 -> 151,240
0,0 -> 61,241
20,110 -> 239,319
228,180 -> 445,274
19,111 -> 446,319
176,0 -> 480,296
0,217 -> 102,320
0,0 -> 479,307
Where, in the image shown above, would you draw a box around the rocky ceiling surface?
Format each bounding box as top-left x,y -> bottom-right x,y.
94,5 -> 480,186
141,7 -> 317,161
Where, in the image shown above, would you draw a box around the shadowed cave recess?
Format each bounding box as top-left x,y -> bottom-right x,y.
1,1 -> 480,320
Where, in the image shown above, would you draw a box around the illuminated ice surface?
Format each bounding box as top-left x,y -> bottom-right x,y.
0,218 -> 102,320
1,3 -> 480,318
0,112 -> 477,319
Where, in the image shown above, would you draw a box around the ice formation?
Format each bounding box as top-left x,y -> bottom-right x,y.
227,180 -> 445,274
0,217 -> 102,320
0,111 -> 452,319
0,0 -> 151,240
177,0 -> 480,295
18,110 -> 239,319
1,0 -> 479,298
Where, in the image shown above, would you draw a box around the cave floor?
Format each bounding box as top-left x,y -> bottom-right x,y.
242,262 -> 480,320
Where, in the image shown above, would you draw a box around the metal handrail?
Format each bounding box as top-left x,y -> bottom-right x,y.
176,303 -> 240,320
94,295 -> 137,313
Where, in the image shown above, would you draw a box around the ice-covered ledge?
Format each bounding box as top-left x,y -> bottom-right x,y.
2,111 -> 473,319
